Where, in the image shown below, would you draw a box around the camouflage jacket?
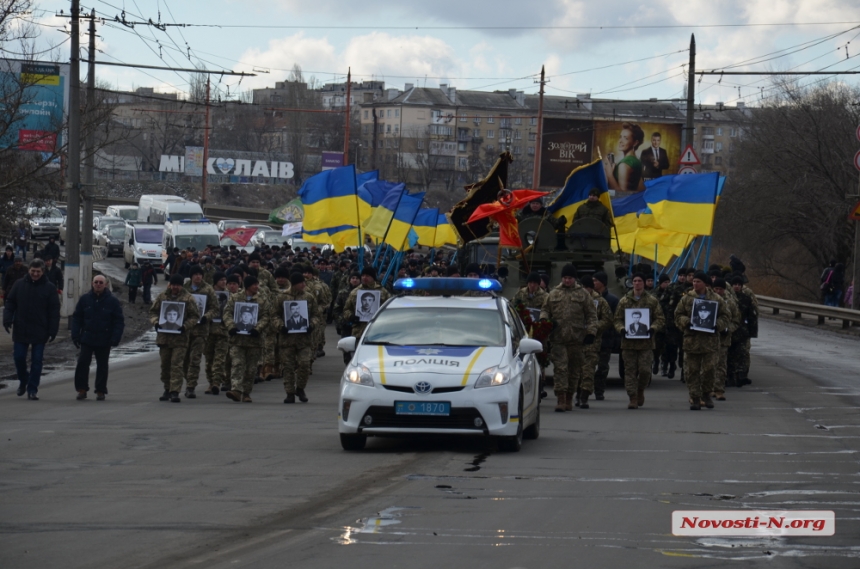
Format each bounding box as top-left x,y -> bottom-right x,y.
572,200 -> 613,227
613,289 -> 665,350
718,291 -> 741,348
343,283 -> 391,339
674,288 -> 729,354
274,288 -> 318,348
656,285 -> 677,331
334,285 -> 357,329
202,265 -> 217,286
223,290 -> 271,347
589,290 -> 614,351
539,282 -> 598,344
257,268 -> 278,293
150,288 -> 200,347
511,286 -> 548,311
732,290 -> 757,343
743,285 -> 758,310
183,281 -> 219,338
330,271 -> 349,303
208,287 -> 230,337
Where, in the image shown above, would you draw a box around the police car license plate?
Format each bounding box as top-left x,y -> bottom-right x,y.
395,401 -> 451,416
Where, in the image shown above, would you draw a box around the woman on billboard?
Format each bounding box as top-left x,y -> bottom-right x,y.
603,122 -> 645,192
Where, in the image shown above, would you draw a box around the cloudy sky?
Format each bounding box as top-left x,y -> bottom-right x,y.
24,0 -> 860,105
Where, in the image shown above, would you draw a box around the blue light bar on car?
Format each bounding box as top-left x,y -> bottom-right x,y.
393,277 -> 502,293
178,218 -> 210,223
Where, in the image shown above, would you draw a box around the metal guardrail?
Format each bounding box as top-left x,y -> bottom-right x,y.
758,295 -> 860,330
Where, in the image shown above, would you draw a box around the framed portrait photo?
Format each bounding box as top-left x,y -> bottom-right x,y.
284,300 -> 310,333
234,302 -> 259,335
159,301 -> 185,334
691,299 -> 719,333
624,307 -> 651,339
527,308 -> 542,323
213,291 -> 229,323
192,294 -> 207,319
355,289 -> 380,322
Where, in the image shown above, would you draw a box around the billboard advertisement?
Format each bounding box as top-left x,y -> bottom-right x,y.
0,60 -> 69,152
539,118 -> 682,192
321,151 -> 344,170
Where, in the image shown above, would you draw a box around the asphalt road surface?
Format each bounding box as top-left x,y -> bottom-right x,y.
2,289 -> 859,567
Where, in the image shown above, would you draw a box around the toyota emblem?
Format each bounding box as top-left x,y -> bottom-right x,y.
414,381 -> 432,394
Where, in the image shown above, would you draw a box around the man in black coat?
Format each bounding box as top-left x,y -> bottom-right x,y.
42,236 -> 61,263
2,259 -> 61,400
592,271 -> 620,400
72,275 -> 125,400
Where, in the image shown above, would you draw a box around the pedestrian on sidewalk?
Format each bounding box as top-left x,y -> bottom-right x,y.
13,223 -> 28,261
141,261 -> 157,305
72,275 -> 125,400
2,259 -> 60,400
124,263 -> 142,303
3,256 -> 27,302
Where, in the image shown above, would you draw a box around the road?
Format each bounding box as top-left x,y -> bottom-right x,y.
1,267 -> 859,567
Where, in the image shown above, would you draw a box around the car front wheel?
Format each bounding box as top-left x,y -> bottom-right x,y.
340,433 -> 367,451
497,391 -> 523,452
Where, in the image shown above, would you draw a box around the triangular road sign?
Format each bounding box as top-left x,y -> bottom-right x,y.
849,200 -> 860,221
679,145 -> 701,165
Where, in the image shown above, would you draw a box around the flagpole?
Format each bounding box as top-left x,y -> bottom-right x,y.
703,235 -> 713,269
674,236 -> 695,279
691,236 -> 706,270
654,245 -> 658,282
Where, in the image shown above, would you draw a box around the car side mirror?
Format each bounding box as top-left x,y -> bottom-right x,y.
518,338 -> 542,355
128,238 -> 134,245
337,337 -> 357,353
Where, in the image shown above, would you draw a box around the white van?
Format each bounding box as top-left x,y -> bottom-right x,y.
162,220 -> 220,259
106,205 -> 139,222
138,195 -> 184,222
149,199 -> 204,224
124,223 -> 165,269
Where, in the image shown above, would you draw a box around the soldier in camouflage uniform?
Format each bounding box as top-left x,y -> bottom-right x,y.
711,277 -> 739,400
275,273 -> 319,403
729,275 -> 757,387
613,273 -> 665,409
538,264 -> 598,412
653,274 -> 671,374
578,276 -> 613,409
334,272 -> 360,364
572,188 -> 613,227
182,265 -> 219,398
150,274 -> 200,402
667,267 -> 694,380
223,275 -> 270,403
511,272 -> 549,313
304,265 -> 331,358
248,253 -> 277,380
674,271 -> 729,410
592,271 -> 619,399
343,266 -> 390,341
270,267 -> 292,379
202,257 -> 217,286
203,272 -> 229,395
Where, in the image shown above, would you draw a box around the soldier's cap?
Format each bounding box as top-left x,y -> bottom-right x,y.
169,274 -> 185,285
527,272 -> 541,284
692,270 -> 710,283
588,187 -> 600,197
243,275 -> 259,289
593,271 -> 608,286
713,277 -> 727,289
631,272 -> 647,282
226,274 -> 241,285
274,267 -> 290,279
240,305 -> 255,314
658,274 -> 671,284
580,275 -> 594,288
679,266 -> 690,274
360,266 -> 377,280
248,253 -> 261,262
189,265 -> 204,277
14,255 -> 23,262
730,275 -> 745,286
465,263 -> 481,276
561,264 -> 578,278
447,265 -> 460,277
213,271 -> 227,283
289,272 -> 305,286
349,271 -> 361,279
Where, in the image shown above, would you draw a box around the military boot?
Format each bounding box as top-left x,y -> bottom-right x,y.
242,393 -> 252,403
169,392 -> 181,403
284,393 -> 296,404
555,394 -> 566,412
652,360 -> 660,375
225,390 -> 241,402
574,388 -> 581,408
627,395 -> 638,410
565,392 -> 574,411
159,390 -> 170,401
579,391 -> 590,409
184,387 -> 196,399
702,393 -> 715,409
296,388 -> 309,403
637,388 -> 645,407
211,385 -> 220,395
667,362 -> 676,379
660,361 -> 668,377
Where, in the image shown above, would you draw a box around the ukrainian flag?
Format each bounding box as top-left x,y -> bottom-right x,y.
298,165 -> 360,243
412,208 -> 440,248
358,179 -> 402,221
385,191 -> 425,250
643,173 -> 719,236
611,192 -> 647,238
362,184 -> 406,239
434,213 -> 458,247
546,158 -> 612,229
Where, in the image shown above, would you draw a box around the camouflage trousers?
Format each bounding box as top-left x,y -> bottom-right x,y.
594,345 -> 612,396
684,351 -> 716,400
313,320 -> 325,350
281,343 -> 312,394
550,342 -> 584,395
159,345 -> 187,393
714,345 -> 729,394
727,339 -> 751,379
577,346 -> 599,395
261,331 -> 276,368
204,334 -> 229,387
183,335 -> 207,389
621,349 -> 652,397
230,345 -> 261,395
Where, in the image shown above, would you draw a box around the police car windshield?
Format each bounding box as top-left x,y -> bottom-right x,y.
364,307 -> 505,347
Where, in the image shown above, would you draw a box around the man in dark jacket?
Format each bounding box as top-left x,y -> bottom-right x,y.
42,236 -> 60,263
2,256 -> 27,299
72,275 -> 125,400
141,261 -> 158,305
3,259 -> 61,400
43,257 -> 64,293
592,271 -> 619,400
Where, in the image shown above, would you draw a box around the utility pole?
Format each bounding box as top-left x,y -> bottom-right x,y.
63,0 -> 81,324
81,8 -> 95,292
343,68 -> 351,166
682,34 -> 696,153
201,76 -> 210,207
532,65 -> 546,189
853,174 -> 860,310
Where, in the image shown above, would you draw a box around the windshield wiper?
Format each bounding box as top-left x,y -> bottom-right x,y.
363,341 -> 404,346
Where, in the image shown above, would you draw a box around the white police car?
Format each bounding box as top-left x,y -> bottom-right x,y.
336,278 -> 543,451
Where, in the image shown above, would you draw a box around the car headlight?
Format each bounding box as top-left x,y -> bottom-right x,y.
474,365 -> 511,388
32,221 -> 40,226
344,363 -> 374,387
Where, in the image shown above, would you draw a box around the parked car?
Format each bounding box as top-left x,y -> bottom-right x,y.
250,230 -> 289,248
216,219 -> 250,233
95,223 -> 127,257
22,206 -> 63,239
105,205 -> 139,222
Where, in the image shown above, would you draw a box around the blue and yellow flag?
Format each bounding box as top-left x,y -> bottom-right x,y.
547,159 -> 612,229
412,208 -> 440,248
434,212 -> 458,247
385,191 -> 425,250
611,192 -> 647,237
298,165 -> 360,244
643,173 -> 719,236
362,183 -> 406,239
358,179 -> 401,221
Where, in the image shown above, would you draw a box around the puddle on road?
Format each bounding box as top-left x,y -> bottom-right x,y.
334,507 -> 420,545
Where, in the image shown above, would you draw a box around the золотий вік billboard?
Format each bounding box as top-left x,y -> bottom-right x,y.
0,60 -> 69,153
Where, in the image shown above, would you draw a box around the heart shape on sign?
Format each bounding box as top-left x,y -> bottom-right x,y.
215,158 -> 234,174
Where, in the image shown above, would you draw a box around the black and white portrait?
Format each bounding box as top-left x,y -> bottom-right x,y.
192,294 -> 207,319
625,308 -> 651,339
355,290 -> 380,322
159,301 -> 185,334
527,308 -> 541,323
213,291 -> 229,323
284,300 -> 309,333
234,302 -> 259,334
691,299 -> 718,333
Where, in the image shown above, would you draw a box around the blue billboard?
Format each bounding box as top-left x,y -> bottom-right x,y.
0,59 -> 69,152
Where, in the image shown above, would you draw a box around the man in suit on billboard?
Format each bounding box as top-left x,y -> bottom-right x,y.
640,132 -> 670,180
